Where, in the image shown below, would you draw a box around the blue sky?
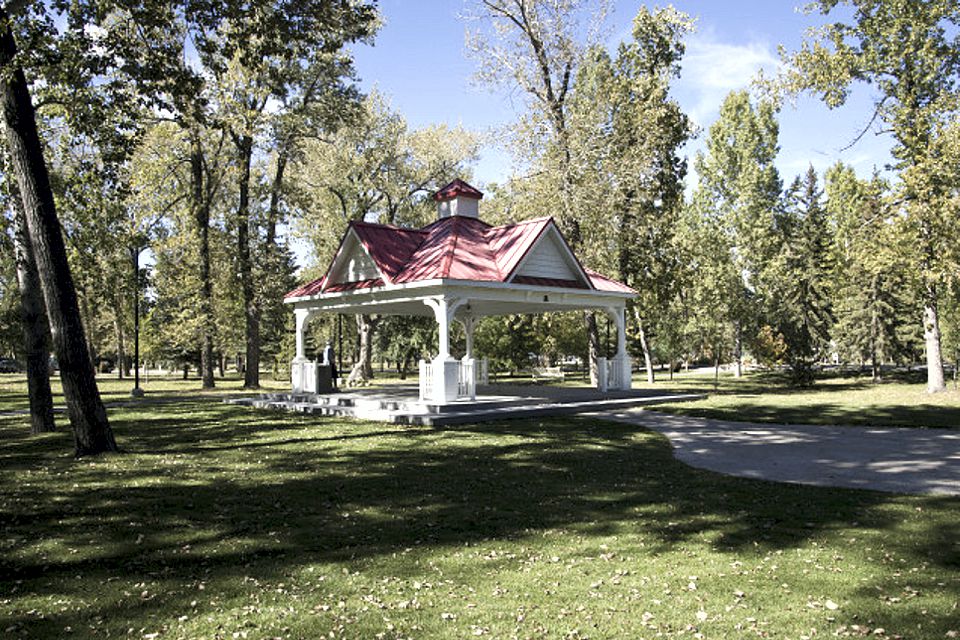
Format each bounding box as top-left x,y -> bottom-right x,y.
349,0 -> 894,190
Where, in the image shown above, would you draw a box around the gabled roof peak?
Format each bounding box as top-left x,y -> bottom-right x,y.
433,178 -> 483,201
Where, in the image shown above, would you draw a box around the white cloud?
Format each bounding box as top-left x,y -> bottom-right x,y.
677,30 -> 780,126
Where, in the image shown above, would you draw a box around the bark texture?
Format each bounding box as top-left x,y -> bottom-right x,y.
190,131 -> 216,389
0,10 -> 115,454
733,321 -> 743,378
347,314 -> 379,383
585,311 -> 600,386
234,133 -> 260,389
11,192 -> 55,434
634,308 -> 655,384
923,284 -> 946,393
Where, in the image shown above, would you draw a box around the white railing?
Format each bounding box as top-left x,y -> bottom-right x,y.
419,359 -> 433,401
478,357 -> 489,385
420,358 -> 481,401
459,359 -> 476,399
291,359 -> 317,394
608,355 -> 624,391
596,355 -> 632,392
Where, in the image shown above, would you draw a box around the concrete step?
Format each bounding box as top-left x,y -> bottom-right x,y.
226,392 -> 705,426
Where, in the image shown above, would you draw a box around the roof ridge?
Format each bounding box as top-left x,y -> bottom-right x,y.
441,216 -> 464,278
491,215 -> 553,230
352,219 -> 426,233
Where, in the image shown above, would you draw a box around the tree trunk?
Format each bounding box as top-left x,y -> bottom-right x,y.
78,289 -> 96,367
733,321 -> 743,378
585,311 -> 600,386
355,314 -> 378,380
922,282 -> 946,393
0,12 -> 115,455
714,344 -> 721,389
633,308 -> 655,384
11,192 -> 55,434
265,148 -> 288,247
190,131 -> 216,389
233,133 -> 260,389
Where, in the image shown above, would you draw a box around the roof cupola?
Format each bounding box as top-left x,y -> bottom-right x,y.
434,178 -> 483,220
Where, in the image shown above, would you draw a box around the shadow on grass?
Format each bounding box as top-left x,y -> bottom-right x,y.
0,400 -> 956,636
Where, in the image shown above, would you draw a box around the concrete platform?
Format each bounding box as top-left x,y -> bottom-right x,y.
225,383 -> 704,425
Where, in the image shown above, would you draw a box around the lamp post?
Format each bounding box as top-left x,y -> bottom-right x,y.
130,243 -> 144,398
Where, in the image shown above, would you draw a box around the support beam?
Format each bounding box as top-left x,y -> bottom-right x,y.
457,314 -> 477,360
605,305 -> 628,359
424,297 -> 466,359
294,308 -> 313,361
604,305 -> 631,390
423,297 -> 466,403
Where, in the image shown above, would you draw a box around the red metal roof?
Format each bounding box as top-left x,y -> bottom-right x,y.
351,222 -> 425,281
585,269 -> 637,294
433,178 -> 484,201
285,214 -> 636,300
324,278 -> 384,293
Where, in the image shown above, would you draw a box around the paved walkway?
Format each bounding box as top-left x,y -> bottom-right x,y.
591,409 -> 960,496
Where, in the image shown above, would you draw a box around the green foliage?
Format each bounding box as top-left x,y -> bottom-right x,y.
783,0 -> 960,391
474,315 -> 540,373
688,90 -> 782,368
376,316 -> 436,378
293,92 -> 479,270
825,163 -> 923,375
767,167 -> 834,384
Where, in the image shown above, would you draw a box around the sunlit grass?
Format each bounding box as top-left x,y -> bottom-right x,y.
0,391 -> 957,639
633,370 -> 960,429
0,371 -> 289,413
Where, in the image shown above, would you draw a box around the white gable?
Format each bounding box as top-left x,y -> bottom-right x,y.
327,233 -> 382,285
514,227 -> 587,284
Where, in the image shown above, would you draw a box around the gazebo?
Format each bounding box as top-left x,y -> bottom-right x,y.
284,179 -> 636,404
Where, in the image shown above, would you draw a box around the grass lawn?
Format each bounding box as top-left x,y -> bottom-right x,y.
631,370 -> 960,430
1,378 -> 957,639
0,373 -> 291,414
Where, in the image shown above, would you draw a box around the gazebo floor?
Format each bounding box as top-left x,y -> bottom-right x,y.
225,383 -> 704,426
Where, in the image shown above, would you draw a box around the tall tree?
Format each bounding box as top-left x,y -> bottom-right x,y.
9,184 -> 55,433
564,6 -> 694,383
783,0 -> 960,392
295,94 -> 478,381
0,4 -> 116,455
207,2 -> 376,388
769,167 -> 833,384
468,0 -> 609,384
825,163 -> 921,380
691,89 -> 782,376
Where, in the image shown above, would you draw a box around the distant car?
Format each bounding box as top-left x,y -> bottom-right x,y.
0,358 -> 22,373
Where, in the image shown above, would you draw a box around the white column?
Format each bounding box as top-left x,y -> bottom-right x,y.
292,309 -> 313,393
462,316 -> 476,360
294,308 -> 312,361
457,315 -> 477,400
424,297 -> 466,403
607,306 -> 627,359
605,305 -> 631,390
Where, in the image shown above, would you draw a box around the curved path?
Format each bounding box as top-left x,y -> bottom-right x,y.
591,409 -> 960,496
